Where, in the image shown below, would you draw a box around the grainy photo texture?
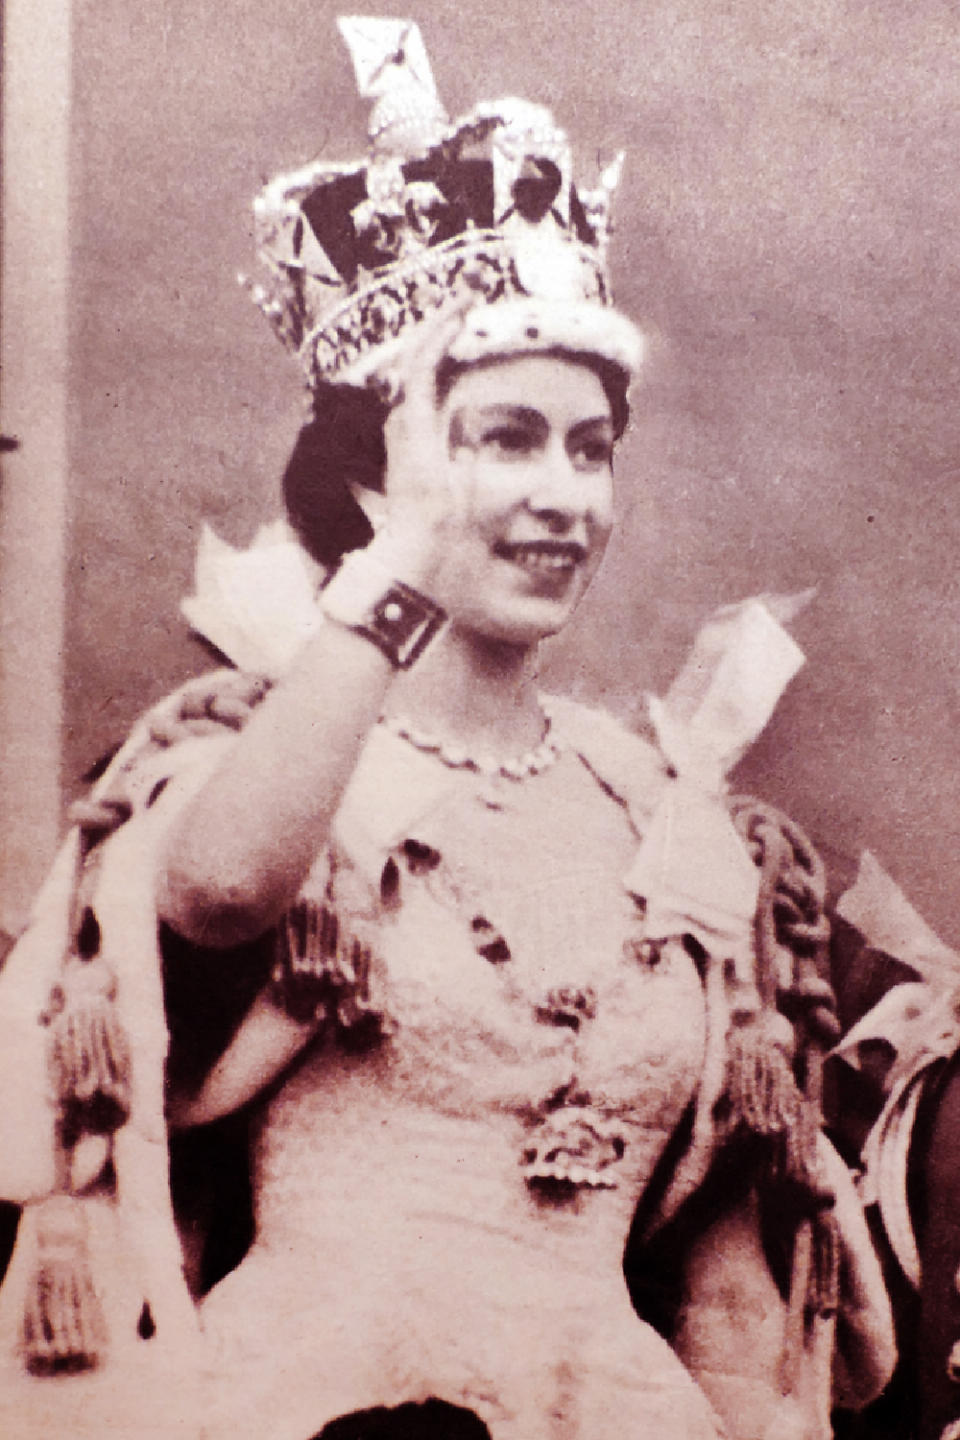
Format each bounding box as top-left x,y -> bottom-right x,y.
1,3 -> 959,1438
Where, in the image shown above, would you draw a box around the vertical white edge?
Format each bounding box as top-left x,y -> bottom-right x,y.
0,0 -> 72,935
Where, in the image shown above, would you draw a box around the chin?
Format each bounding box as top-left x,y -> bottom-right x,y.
457,598 -> 578,649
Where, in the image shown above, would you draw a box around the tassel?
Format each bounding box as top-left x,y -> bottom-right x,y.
271,900 -> 388,1036
48,956 -> 131,1143
809,1208 -> 840,1319
725,1024 -> 819,1187
22,1197 -> 107,1374
776,1207 -> 840,1399
778,1217 -> 814,1398
270,901 -> 337,1023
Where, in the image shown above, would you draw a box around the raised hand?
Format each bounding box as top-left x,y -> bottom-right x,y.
370,307 -> 477,600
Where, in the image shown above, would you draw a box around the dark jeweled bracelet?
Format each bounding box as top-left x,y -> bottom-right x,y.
351,579 -> 447,669
320,551 -> 447,669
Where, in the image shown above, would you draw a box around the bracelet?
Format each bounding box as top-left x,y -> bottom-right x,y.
320,546 -> 447,669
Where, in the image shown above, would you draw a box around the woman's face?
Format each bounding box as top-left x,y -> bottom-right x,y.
438,353 -> 616,647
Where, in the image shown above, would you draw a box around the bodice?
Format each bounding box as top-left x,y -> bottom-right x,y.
252,730 -> 707,1253
199,726 -> 723,1440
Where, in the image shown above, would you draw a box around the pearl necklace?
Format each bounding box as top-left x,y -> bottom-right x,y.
381,707 -> 562,781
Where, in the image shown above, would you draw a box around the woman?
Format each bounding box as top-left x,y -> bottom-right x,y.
0,17 -> 893,1440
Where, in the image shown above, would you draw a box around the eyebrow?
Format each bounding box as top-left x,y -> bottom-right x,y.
455,404 -> 545,427
568,416 -> 615,439
451,405 -> 613,432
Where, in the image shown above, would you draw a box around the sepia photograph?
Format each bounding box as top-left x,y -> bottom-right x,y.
1,1 -> 960,1435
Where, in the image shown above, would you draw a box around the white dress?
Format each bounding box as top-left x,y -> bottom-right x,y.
198,726 -> 725,1440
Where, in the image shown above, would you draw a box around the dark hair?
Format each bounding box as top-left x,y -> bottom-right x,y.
282,381 -> 389,569
283,353 -> 632,570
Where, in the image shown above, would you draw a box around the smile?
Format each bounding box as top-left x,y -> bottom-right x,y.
494,540 -> 587,573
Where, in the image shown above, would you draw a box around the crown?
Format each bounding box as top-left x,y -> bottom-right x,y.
249,17 -> 643,392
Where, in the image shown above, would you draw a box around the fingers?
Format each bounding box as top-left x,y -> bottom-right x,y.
388,299 -> 476,413
372,302 -> 483,603
382,301 -> 477,486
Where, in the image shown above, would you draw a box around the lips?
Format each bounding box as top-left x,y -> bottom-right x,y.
493,539 -> 588,573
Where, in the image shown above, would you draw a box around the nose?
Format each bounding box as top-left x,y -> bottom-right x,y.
525,442 -> 611,533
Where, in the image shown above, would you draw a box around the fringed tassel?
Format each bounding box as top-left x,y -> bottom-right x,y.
724,1023 -> 820,1188
21,1197 -> 107,1375
48,956 -> 132,1143
271,900 -> 389,1037
778,1216 -> 814,1398
26,937 -> 130,1375
810,1207 -> 840,1318
777,1208 -> 840,1399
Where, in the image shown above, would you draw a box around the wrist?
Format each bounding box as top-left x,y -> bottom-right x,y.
320,546 -> 447,669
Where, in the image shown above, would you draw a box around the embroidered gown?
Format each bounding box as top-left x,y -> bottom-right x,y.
0,674 -> 895,1440
195,719 -> 726,1440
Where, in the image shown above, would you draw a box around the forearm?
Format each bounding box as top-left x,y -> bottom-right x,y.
157,617 -> 394,947
158,320 -> 467,949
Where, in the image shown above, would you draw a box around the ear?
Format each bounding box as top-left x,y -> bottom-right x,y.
348,481 -> 388,533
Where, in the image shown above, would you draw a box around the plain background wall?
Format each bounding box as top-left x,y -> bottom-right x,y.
59,0 -> 960,941
0,0 -> 72,931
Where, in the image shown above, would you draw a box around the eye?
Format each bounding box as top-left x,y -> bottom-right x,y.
571,436 -> 614,471
480,425 -> 538,459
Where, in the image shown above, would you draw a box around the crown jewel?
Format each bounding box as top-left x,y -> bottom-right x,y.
249,17 -> 642,392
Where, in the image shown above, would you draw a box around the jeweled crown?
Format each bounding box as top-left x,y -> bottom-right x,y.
250,17 -> 642,392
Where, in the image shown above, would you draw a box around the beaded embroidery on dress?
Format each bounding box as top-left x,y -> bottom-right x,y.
200,722 -> 720,1440
0,12 -> 898,1432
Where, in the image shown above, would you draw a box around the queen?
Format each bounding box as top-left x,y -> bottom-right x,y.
0,17 -> 894,1440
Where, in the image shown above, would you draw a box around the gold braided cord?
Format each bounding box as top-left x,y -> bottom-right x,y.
729,795 -> 839,1055
22,669 -> 275,1377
